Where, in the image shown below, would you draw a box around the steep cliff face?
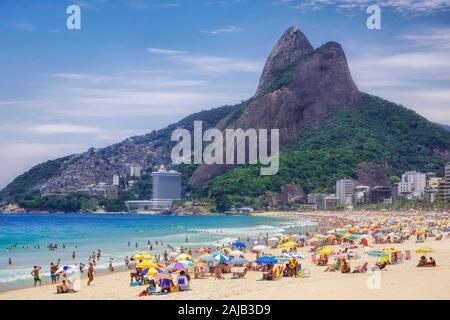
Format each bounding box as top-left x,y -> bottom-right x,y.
189,28 -> 363,187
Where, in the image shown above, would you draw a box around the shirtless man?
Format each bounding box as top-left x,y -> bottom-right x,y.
50,262 -> 58,284
31,266 -> 42,287
87,263 -> 94,286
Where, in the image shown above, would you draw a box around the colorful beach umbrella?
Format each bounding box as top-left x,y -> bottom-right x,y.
175,253 -> 192,261
166,262 -> 188,271
319,247 -> 334,255
133,252 -> 154,261
368,251 -> 389,257
214,254 -> 230,263
195,247 -> 210,253
137,261 -> 158,269
256,256 -> 278,265
230,250 -> 244,256
279,241 -> 296,248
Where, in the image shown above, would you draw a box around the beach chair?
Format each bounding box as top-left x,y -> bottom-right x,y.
405,250 -> 411,260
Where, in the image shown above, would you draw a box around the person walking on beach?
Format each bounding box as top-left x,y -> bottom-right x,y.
87,263 -> 94,286
50,262 -> 58,284
124,256 -> 129,268
31,266 -> 42,287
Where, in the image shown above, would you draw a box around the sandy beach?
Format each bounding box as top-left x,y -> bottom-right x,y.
1,228 -> 448,300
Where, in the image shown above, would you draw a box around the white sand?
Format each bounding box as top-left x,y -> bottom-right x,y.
1,236 -> 448,300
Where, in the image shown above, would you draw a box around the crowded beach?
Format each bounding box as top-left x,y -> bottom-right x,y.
1,210 -> 449,300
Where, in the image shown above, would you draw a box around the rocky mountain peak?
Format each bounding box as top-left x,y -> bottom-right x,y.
255,26 -> 314,96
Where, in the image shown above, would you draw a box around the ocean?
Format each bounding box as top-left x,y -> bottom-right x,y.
0,213 -> 316,291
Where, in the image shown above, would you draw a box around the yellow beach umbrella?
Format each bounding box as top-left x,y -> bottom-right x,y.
382,246 -> 396,254
137,261 -> 158,269
416,246 -> 434,254
416,229 -> 426,235
319,247 -> 334,255
314,234 -> 327,239
133,252 -> 155,261
175,253 -> 192,261
327,230 -> 335,234
280,241 -> 297,248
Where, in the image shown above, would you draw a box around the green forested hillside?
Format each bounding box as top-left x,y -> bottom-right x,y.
195,93 -> 450,210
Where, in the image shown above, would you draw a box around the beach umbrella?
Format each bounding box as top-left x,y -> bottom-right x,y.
232,242 -> 246,248
230,250 -> 244,256
348,234 -> 361,240
268,236 -> 280,242
133,252 -> 154,261
256,256 -> 278,265
175,253 -> 192,261
166,262 -> 187,271
229,257 -> 248,265
193,261 -> 206,267
195,247 -> 210,253
368,251 -> 389,257
416,246 -> 434,254
319,247 -> 334,255
214,254 -> 230,263
137,261 -> 158,269
56,265 -> 75,274
253,245 -> 266,251
279,241 -> 296,249
177,260 -> 195,268
283,252 -> 304,259
382,246 -> 396,254
373,232 -> 384,237
443,227 -> 450,232
341,243 -> 353,248
297,235 -> 308,240
141,267 -> 163,276
153,272 -> 172,280
314,234 -> 327,239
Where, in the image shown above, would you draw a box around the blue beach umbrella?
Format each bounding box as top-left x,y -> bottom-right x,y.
214,254 -> 230,263
373,232 -> 384,237
297,235 -> 308,240
232,242 -> 246,248
256,256 -> 278,265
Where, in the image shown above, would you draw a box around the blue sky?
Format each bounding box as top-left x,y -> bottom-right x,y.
0,0 -> 450,188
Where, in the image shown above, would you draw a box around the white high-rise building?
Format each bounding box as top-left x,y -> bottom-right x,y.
397,171 -> 426,199
112,174 -> 120,186
128,164 -> 142,178
336,179 -> 355,205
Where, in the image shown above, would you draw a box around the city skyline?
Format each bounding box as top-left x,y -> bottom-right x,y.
1,0 -> 450,188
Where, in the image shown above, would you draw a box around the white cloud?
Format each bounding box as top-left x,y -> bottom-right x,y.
203,26 -> 242,35
147,47 -> 263,73
274,0 -> 450,14
398,27 -> 450,50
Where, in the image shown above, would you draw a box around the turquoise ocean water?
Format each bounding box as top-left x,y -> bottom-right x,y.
0,213 -> 316,292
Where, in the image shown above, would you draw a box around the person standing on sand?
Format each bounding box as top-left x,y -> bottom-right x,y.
8,257 -> 12,266
50,262 -> 58,284
72,251 -> 76,260
124,256 -> 129,268
87,263 -> 94,286
31,266 -> 42,287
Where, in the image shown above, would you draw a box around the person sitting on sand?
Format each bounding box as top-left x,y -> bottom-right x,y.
375,261 -> 388,271
177,270 -> 190,291
56,280 -> 69,294
324,259 -> 341,272
341,259 -> 350,273
262,265 -> 274,280
417,256 -> 427,267
352,262 -> 368,273
427,257 -> 436,267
